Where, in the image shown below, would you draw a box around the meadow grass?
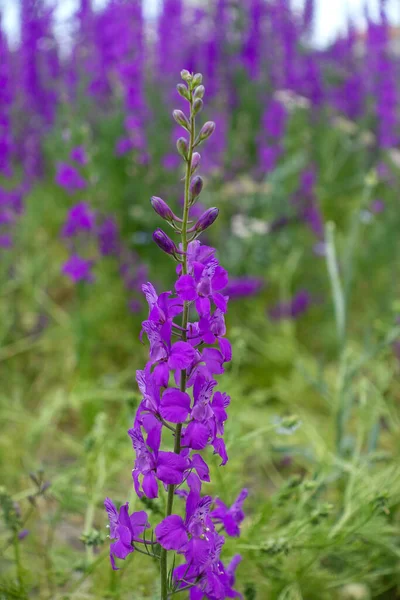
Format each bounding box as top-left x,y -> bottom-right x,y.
1,164 -> 400,599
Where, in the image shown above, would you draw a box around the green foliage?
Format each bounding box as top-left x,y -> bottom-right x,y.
1,90 -> 400,598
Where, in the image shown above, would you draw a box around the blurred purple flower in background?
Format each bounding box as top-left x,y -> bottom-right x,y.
293,166 -> 324,240
56,163 -> 87,194
70,146 -> 88,165
223,277 -> 264,300
97,216 -> 120,257
62,202 -> 95,238
269,289 -> 312,321
62,254 -> 94,283
258,98 -> 288,174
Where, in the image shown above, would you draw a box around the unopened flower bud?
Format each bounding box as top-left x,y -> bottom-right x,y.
180,69 -> 192,82
176,83 -> 190,101
151,196 -> 175,222
193,85 -> 205,99
196,121 -> 216,145
192,73 -> 203,87
190,176 -> 203,202
193,207 -> 219,233
173,109 -> 190,130
153,229 -> 178,256
176,137 -> 188,159
190,152 -> 201,175
192,99 -> 203,116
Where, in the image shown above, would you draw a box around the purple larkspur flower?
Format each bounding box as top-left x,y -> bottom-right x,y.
172,530 -> 242,599
115,137 -> 133,156
211,489 -> 248,537
97,216 -> 120,256
263,99 -> 287,139
175,255 -> 228,316
18,529 -> 30,541
128,425 -> 188,499
56,163 -> 87,194
104,498 -> 149,570
70,146 -> 88,165
62,202 -> 96,237
155,487 -> 214,552
180,375 -> 230,455
370,199 -> 385,214
292,167 -> 324,239
103,72 -> 243,598
62,254 -> 94,283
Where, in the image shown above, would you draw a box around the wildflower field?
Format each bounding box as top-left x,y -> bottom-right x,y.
1,1 -> 400,599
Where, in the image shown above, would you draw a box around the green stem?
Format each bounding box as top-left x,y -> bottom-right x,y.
160,86 -> 195,600
83,501 -> 95,564
13,533 -> 25,595
325,222 -> 346,352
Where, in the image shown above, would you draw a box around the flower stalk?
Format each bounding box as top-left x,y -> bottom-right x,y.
160,72 -> 197,599
104,71 -> 246,600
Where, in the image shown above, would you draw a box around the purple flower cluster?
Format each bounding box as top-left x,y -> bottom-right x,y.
0,185 -> 25,250
105,72 -> 246,599
61,201 -> 96,283
56,162 -> 87,195
57,155 -> 146,308
0,0 -> 397,221
258,99 -> 288,175
60,201 -> 146,309
292,166 -> 324,241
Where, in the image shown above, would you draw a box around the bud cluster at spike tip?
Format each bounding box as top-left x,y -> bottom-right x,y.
104,72 -> 247,599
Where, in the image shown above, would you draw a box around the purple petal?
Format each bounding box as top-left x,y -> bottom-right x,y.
168,342 -> 196,370
184,537 -> 211,567
212,292 -> 228,313
212,266 -> 229,291
130,510 -> 149,534
219,338 -> 232,362
104,498 -> 119,538
184,421 -> 210,449
153,362 -> 170,387
195,296 -> 211,316
143,471 -> 159,498
156,451 -> 187,484
155,515 -> 188,550
223,513 -> 241,537
160,388 -> 191,423
191,454 -> 210,482
213,438 -> 228,466
201,348 -> 224,375
175,275 -> 197,301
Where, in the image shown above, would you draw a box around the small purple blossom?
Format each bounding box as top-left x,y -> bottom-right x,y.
62,255 -> 94,283
62,202 -> 96,237
97,216 -> 120,256
370,199 -> 385,214
56,162 -> 87,194
115,137 -> 134,156
70,146 -> 88,165
104,498 -> 149,570
211,489 -> 248,537
18,529 -> 30,541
